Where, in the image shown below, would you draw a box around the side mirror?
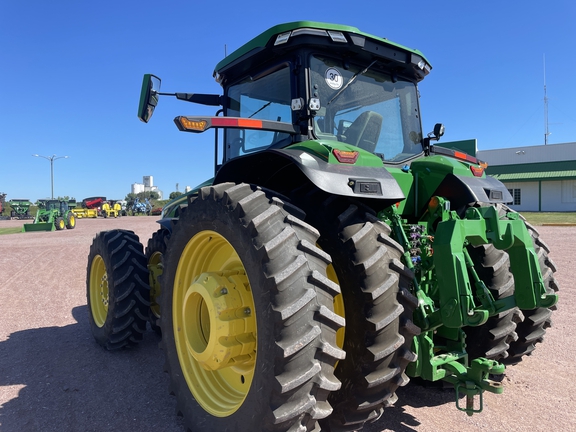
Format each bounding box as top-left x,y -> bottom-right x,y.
138,74 -> 161,123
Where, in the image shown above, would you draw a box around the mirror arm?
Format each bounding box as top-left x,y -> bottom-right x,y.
159,92 -> 223,106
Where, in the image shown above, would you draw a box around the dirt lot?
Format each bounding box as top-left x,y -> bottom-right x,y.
0,217 -> 574,432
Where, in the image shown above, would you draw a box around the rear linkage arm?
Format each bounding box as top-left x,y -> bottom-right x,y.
379,198 -> 558,414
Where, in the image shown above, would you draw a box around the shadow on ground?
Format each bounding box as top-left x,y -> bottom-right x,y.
364,379 -> 458,432
0,306 -> 184,432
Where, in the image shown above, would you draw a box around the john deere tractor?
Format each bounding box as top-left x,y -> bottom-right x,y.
23,199 -> 76,232
86,22 -> 559,432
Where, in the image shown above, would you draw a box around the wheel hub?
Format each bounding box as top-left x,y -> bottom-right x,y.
183,271 -> 256,372
89,255 -> 109,327
148,253 -> 162,318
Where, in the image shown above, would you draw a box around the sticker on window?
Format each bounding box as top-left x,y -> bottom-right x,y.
325,68 -> 343,90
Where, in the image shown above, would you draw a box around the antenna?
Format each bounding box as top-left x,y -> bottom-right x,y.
543,54 -> 550,145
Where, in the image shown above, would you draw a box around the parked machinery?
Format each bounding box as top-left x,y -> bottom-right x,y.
9,198 -> 34,219
72,196 -> 105,218
130,197 -> 152,215
86,22 -> 559,432
23,199 -> 76,232
101,201 -> 122,218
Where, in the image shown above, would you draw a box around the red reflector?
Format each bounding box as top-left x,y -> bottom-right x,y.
211,118 -> 263,129
454,151 -> 478,164
211,118 -> 237,127
470,165 -> 484,177
238,118 -> 263,128
333,149 -> 359,164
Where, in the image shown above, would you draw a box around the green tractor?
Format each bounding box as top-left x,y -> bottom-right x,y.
23,199 -> 76,232
86,22 -> 559,432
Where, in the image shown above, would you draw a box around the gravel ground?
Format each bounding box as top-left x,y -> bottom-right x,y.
0,217 -> 573,432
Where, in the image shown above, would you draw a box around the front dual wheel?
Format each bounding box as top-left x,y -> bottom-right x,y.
160,183 -> 344,431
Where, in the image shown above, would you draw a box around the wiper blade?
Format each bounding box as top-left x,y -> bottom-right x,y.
327,60 -> 377,106
249,101 -> 272,118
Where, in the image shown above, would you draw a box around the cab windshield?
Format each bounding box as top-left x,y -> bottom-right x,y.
310,54 -> 423,163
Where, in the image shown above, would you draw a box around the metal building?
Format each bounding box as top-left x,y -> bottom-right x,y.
477,142 -> 576,212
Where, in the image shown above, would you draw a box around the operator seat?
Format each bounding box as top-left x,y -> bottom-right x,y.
344,111 -> 383,153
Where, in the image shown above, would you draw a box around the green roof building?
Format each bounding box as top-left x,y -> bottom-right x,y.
477,142 -> 576,212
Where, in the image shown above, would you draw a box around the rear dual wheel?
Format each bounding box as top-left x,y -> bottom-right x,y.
464,243 -> 520,361
463,204 -> 559,364
145,228 -> 170,333
160,183 -> 344,432
504,210 -> 559,364
292,189 -> 419,431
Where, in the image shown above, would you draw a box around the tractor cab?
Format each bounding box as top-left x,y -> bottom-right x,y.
214,22 -> 441,164
139,22 -> 444,170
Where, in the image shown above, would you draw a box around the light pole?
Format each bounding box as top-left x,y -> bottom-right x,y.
32,154 -> 69,199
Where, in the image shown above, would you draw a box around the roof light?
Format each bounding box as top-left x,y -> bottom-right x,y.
275,27 -> 341,46
327,31 -> 347,43
291,28 -> 329,38
333,149 -> 359,164
274,31 -> 291,45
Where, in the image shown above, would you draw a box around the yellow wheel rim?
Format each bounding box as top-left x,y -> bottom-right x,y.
89,255 -> 109,327
174,230 -> 257,417
69,215 -> 76,227
327,264 -> 345,350
59,219 -> 65,229
148,251 -> 163,319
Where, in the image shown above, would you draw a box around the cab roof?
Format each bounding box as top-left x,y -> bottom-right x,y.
214,21 -> 431,83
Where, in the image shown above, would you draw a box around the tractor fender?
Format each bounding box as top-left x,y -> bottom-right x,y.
433,173 -> 513,209
214,148 -> 405,202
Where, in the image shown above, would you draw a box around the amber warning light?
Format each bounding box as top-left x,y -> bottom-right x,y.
178,118 -> 208,132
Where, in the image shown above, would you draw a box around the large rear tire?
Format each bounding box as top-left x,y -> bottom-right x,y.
86,230 -> 150,350
463,204 -> 558,364
159,183 -> 344,432
464,242 -> 519,361
293,190 -> 419,431
504,214 -> 559,364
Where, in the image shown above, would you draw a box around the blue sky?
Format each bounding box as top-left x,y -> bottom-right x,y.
1,1 -> 574,202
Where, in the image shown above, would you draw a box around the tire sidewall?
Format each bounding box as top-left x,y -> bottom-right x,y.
86,233 -> 120,346
161,198 -> 280,430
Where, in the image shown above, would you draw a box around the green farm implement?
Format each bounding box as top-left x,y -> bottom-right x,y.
9,198 -> 34,219
23,199 -> 76,232
86,22 -> 559,432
